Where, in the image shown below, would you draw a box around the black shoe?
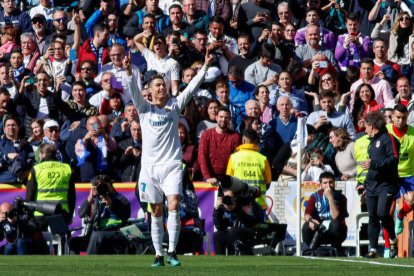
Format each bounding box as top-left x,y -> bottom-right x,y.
167,251 -> 181,266
151,255 -> 165,267
365,250 -> 379,258
390,242 -> 398,259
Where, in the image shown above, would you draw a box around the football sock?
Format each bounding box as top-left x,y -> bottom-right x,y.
383,227 -> 390,248
167,210 -> 180,253
151,215 -> 164,256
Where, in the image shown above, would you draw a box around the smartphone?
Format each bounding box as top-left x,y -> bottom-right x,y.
350,32 -> 357,36
319,61 -> 328,68
320,111 -> 327,117
172,37 -> 180,45
91,123 -> 98,131
69,49 -> 76,61
26,77 -> 37,85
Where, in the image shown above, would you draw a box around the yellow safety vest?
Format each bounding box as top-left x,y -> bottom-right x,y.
33,161 -> 72,216
226,144 -> 270,209
387,124 -> 414,177
354,135 -> 370,184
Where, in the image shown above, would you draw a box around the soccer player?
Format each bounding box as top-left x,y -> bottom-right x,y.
126,48 -> 213,266
387,104 -> 414,240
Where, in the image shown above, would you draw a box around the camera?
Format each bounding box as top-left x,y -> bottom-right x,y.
91,175 -> 112,196
219,175 -> 261,199
309,222 -> 328,250
96,182 -> 109,196
222,195 -> 234,206
0,197 -> 62,243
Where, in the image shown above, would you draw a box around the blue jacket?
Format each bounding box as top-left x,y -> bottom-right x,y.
85,10 -> 127,48
123,8 -> 170,35
228,80 -> 255,117
0,10 -> 32,33
0,137 -> 34,183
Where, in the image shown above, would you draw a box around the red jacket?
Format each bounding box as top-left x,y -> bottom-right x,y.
77,39 -> 111,73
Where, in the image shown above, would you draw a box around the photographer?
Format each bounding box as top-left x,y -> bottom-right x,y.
302,172 -> 348,253
68,175 -> 131,255
213,176 -> 265,255
0,202 -> 49,255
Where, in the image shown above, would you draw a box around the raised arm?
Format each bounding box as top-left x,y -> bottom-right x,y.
176,51 -> 214,111
125,53 -> 150,113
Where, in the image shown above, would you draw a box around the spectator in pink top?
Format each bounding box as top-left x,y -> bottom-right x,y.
350,58 -> 393,108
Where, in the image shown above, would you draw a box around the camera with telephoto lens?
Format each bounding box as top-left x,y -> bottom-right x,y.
1,197 -> 62,243
222,195 -> 234,206
92,175 -> 112,196
219,175 -> 261,199
309,223 -> 328,250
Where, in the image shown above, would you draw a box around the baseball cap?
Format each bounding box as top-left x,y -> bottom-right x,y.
31,14 -> 47,23
43,120 -> 59,130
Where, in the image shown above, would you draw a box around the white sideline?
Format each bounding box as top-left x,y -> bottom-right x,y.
302,256 -> 414,268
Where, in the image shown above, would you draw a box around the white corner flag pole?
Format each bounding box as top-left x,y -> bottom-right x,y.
296,117 -> 305,256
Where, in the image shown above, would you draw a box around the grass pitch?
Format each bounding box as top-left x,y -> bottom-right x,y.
0,255 -> 413,275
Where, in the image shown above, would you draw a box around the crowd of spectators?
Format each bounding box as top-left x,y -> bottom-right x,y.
2,0 -> 414,255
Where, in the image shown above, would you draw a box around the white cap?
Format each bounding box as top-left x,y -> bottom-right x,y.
43,120 -> 59,130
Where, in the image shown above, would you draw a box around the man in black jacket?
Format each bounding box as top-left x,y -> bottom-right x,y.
68,175 -> 131,255
213,179 -> 265,255
360,111 -> 400,258
115,119 -> 142,182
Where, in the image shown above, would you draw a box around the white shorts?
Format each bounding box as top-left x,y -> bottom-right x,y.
138,162 -> 182,204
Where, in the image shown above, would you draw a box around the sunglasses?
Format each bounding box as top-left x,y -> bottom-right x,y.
81,67 -> 92,71
321,77 -> 333,82
32,19 -> 44,24
47,127 -> 60,132
400,17 -> 410,22
53,18 -> 67,23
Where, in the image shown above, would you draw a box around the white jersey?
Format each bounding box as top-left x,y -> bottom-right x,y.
127,65 -> 207,165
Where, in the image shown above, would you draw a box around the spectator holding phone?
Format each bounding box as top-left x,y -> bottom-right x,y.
335,12 -> 372,72
66,116 -> 117,182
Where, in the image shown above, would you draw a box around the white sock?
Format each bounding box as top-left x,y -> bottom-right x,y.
167,210 -> 180,253
151,215 -> 164,256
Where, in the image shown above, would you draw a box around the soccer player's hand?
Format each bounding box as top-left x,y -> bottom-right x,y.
204,49 -> 214,66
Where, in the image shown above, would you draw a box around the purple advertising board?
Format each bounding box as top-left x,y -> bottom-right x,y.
0,182 -> 217,254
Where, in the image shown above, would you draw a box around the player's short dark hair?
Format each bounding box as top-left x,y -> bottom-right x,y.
218,106 -> 230,115
346,12 -> 359,22
72,80 -> 87,90
93,22 -> 109,35
306,7 -> 319,16
319,171 -> 335,183
143,14 -> 156,22
393,103 -> 408,114
242,128 -> 259,144
319,90 -> 336,100
259,43 -> 275,60
361,58 -> 374,66
210,16 -> 225,25
365,111 -> 386,130
227,66 -> 243,79
169,4 -> 182,12
373,37 -> 387,48
193,29 -> 207,37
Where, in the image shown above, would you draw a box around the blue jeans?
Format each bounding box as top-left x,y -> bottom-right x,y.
3,237 -> 49,255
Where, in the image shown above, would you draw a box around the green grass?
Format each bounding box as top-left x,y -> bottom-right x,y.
0,256 -> 413,275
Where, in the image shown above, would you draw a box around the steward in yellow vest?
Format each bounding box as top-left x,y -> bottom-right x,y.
226,129 -> 272,209
26,144 -> 75,225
